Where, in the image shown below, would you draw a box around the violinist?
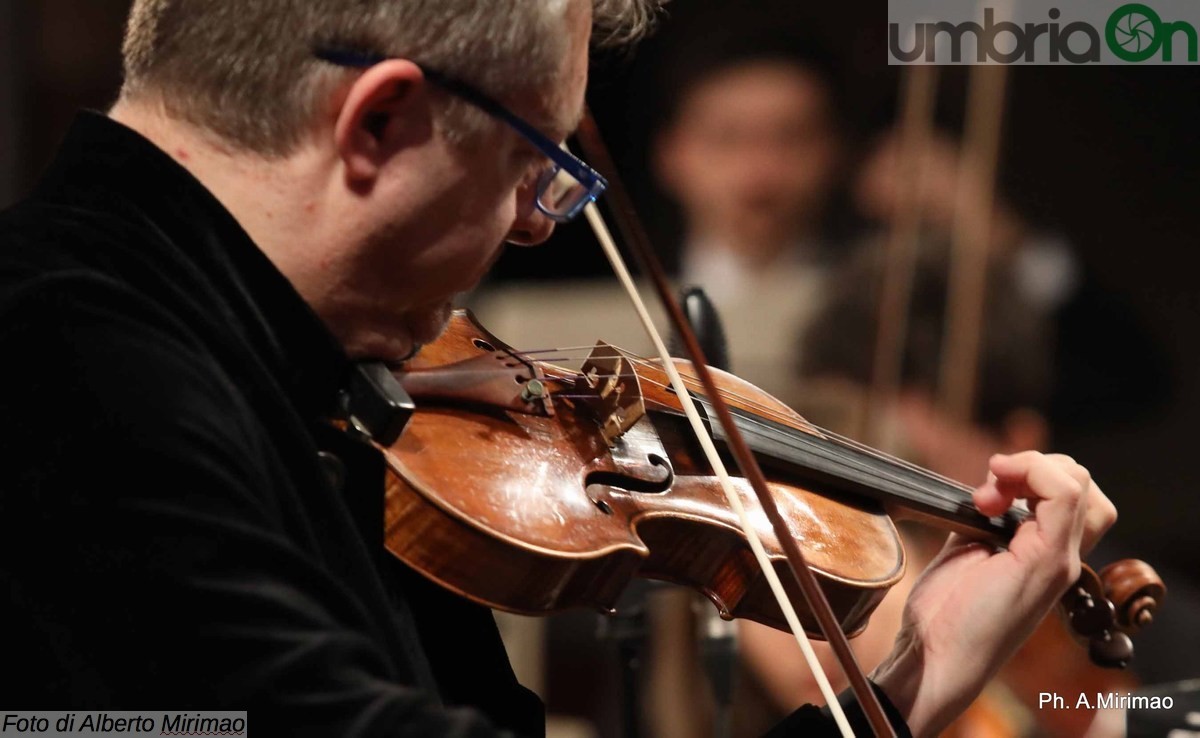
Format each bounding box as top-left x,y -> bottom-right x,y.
0,1 -> 1117,736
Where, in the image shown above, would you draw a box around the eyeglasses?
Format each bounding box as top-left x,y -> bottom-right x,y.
314,48 -> 607,224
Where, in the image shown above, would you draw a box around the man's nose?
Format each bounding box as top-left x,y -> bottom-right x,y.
505,177 -> 557,247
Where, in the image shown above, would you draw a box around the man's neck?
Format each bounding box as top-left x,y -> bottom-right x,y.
107,98 -> 339,304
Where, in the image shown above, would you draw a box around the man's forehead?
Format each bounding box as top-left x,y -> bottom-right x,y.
520,69 -> 586,142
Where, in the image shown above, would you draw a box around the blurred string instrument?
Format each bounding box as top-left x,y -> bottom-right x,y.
860,58 -> 1153,737
342,110 -> 1165,738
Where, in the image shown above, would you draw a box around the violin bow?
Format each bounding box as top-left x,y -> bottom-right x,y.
574,110 -> 896,738
867,64 -> 940,447
939,61 -> 1009,422
869,55 -> 1009,433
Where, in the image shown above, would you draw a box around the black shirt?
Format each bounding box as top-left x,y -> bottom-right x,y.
0,113 -> 906,737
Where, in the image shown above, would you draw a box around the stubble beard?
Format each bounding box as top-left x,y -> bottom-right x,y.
405,301 -> 454,348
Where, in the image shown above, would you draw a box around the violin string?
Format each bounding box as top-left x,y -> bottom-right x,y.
405,365 -> 577,378
508,345 -> 613,355
611,358 -> 979,497
505,357 -> 953,506
630,376 -> 978,509
504,350 -> 887,467
601,376 -> 973,514
488,346 -> 978,501
730,407 -> 974,509
514,350 -> 978,503
504,345 -> 816,429
622,367 -> 976,498
532,357 -> 977,503
622,358 -> 814,425
634,390 -> 973,511
412,352 -> 974,525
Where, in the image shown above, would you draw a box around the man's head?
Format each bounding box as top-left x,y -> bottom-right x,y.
114,0 -> 660,362
120,0 -> 658,154
653,34 -> 843,264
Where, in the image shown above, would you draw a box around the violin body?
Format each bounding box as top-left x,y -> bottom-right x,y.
382,311 -> 904,636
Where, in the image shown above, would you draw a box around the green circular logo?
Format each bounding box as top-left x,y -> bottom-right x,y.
1106,3 -> 1163,61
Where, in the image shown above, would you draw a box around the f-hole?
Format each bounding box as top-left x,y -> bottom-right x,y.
584,454 -> 674,494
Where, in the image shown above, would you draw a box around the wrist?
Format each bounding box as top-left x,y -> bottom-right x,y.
870,628 -> 969,738
871,629 -> 923,733
820,680 -> 914,738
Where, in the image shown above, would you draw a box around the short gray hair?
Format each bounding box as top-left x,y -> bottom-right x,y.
121,0 -> 665,156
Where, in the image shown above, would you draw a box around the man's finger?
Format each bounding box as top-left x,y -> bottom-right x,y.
983,453 -> 1090,554
1080,479 -> 1117,556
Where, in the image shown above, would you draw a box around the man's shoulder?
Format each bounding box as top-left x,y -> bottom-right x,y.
0,223 -> 249,449
0,220 -> 200,363
1,187 -> 210,346
11,277 -> 223,409
0,194 -> 161,307
0,249 -> 277,524
0,189 -> 325,480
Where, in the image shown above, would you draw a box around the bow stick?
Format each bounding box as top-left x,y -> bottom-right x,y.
867,64 -> 940,448
939,61 -> 1009,421
574,110 -> 896,738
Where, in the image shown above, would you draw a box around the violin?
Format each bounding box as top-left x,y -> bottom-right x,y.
359,110 -> 1163,737
376,309 -> 1163,668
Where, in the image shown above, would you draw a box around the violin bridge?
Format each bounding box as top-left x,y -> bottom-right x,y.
573,341 -> 646,447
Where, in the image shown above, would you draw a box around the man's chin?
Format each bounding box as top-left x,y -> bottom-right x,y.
344,304 -> 453,366
406,303 -> 453,347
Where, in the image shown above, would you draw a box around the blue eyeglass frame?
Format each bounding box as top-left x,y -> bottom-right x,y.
313,48 -> 607,223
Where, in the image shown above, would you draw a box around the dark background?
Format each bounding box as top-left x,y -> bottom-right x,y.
3,0 -> 1197,593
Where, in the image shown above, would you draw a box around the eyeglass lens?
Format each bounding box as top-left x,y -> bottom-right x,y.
537,166 -> 590,218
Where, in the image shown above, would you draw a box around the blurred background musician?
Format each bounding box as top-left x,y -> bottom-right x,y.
644,27 -> 848,398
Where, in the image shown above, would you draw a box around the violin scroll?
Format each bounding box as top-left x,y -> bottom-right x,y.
1060,559 -> 1164,669
1099,558 -> 1166,633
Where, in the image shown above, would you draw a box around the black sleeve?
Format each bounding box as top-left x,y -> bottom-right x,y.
0,275 -> 516,737
764,683 -> 912,738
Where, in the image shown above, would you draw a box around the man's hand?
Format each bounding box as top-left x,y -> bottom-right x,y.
870,452 -> 1118,737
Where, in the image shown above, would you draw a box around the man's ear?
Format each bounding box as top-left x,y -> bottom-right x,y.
333,59 -> 430,184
